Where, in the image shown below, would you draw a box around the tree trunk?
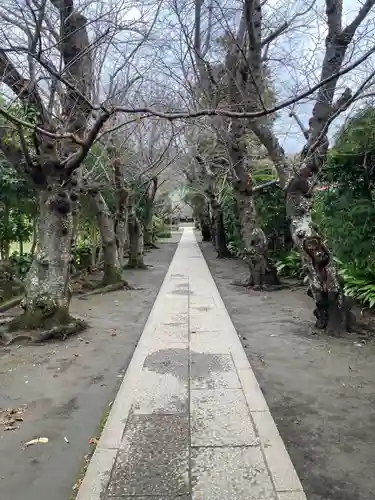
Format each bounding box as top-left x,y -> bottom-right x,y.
89,190 -> 122,285
112,151 -> 129,267
116,214 -> 128,267
234,186 -> 269,288
250,121 -> 353,330
144,178 -> 158,247
127,209 -> 145,269
227,117 -> 279,288
285,157 -> 352,331
12,190 -> 73,330
143,206 -> 154,247
30,216 -> 38,256
200,204 -> 211,241
2,241 -> 10,260
210,196 -> 230,258
199,216 -> 211,241
19,239 -> 24,256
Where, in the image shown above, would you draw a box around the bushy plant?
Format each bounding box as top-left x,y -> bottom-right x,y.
221,184 -> 243,256
9,252 -> 33,277
153,215 -> 171,239
275,250 -> 304,279
72,241 -> 95,270
253,171 -> 291,258
338,263 -> 375,308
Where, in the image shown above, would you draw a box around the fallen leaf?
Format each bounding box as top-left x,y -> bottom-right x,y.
111,332 -> 117,337
24,437 -> 49,447
73,353 -> 80,357
89,437 -> 98,446
5,426 -> 18,431
64,436 -> 69,443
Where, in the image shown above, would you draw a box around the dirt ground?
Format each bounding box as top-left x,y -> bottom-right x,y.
201,242 -> 375,500
0,239 -> 179,500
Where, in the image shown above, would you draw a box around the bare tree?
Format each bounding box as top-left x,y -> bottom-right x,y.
241,0 -> 375,329
0,0 -> 161,335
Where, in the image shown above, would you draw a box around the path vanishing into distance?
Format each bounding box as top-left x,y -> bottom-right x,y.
76,227 -> 306,500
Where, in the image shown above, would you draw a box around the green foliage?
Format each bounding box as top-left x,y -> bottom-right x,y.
183,187 -> 206,220
0,161 -> 36,253
308,106 -> 375,307
153,215 -> 171,239
275,251 -> 304,279
253,171 -> 291,257
221,184 -> 243,255
9,252 -> 33,277
313,191 -> 375,271
276,250 -> 375,308
72,240 -> 96,270
339,264 -> 375,308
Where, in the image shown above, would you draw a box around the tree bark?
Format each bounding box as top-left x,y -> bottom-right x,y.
227,116 -> 271,286
209,195 -> 230,258
127,204 -> 145,269
144,178 -> 158,247
111,139 -> 129,267
14,189 -> 73,329
89,190 -> 122,285
30,216 -> 38,256
143,209 -> 153,247
199,204 -> 211,241
251,122 -> 352,329
234,184 -> 267,288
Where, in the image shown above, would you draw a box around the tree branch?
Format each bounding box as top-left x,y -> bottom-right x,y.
0,127 -> 24,166
64,109 -> 112,175
252,179 -> 279,193
289,111 -> 309,139
0,49 -> 46,120
341,0 -> 375,40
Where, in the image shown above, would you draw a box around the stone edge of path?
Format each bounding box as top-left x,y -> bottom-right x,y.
75,229 -> 307,500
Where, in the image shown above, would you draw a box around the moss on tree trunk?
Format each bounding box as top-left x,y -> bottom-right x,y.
90,190 -> 122,285
8,189 -> 85,338
127,210 -> 146,269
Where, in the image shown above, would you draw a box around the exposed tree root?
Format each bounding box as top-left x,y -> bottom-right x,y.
1,310 -> 88,346
231,279 -> 290,291
77,280 -> 133,300
231,278 -> 252,288
0,294 -> 25,313
308,288 -> 355,334
145,242 -> 159,249
125,262 -> 149,270
1,318 -> 87,345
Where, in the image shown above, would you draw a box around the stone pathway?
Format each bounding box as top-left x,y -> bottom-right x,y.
76,228 -> 306,500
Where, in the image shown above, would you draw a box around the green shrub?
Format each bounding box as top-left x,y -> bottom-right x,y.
275,250 -> 304,279
9,252 -> 33,277
153,215 -> 171,239
277,250 -> 375,308
338,263 -> 375,308
72,241 -> 95,269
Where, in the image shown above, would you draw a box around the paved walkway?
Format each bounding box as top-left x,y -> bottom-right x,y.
77,228 -> 306,500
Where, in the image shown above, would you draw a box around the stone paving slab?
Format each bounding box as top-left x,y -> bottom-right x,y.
190,352 -> 241,389
191,389 -> 258,446
76,228 -> 307,500
191,447 -> 276,500
107,415 -> 189,497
